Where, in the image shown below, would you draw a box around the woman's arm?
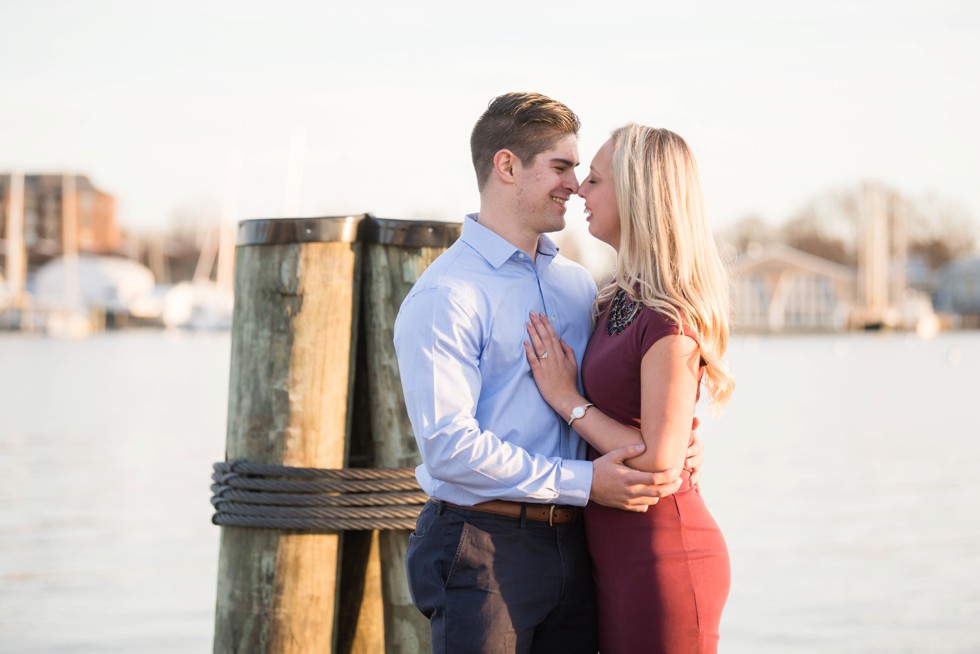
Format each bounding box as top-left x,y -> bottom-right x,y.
627,334 -> 701,473
523,313 -> 646,454
524,312 -> 701,475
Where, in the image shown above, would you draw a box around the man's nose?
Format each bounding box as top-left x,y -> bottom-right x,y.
565,174 -> 580,194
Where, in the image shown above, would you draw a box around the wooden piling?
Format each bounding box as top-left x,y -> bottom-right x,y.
213,216 -> 365,654
359,219 -> 459,654
213,215 -> 459,654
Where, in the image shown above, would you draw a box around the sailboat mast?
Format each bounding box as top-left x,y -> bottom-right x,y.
216,151 -> 241,293
4,172 -> 26,308
62,173 -> 81,310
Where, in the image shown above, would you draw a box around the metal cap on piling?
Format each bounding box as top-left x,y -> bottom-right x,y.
236,214 -> 461,248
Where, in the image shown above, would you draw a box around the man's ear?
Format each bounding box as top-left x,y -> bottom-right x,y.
492,149 -> 519,184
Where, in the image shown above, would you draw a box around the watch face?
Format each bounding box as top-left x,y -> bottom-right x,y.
572,406 -> 585,419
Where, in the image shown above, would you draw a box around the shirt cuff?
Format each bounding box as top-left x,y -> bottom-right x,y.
557,459 -> 593,507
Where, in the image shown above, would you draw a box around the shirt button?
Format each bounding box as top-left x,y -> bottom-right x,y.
550,315 -> 557,321
518,253 -> 525,259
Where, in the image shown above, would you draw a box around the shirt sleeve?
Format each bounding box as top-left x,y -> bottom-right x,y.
394,285 -> 592,505
637,307 -> 699,357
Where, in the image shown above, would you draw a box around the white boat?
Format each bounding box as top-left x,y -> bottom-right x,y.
158,150 -> 239,331
161,280 -> 234,330
31,254 -> 158,333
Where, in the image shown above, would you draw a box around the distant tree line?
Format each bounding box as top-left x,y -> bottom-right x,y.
718,183 -> 977,271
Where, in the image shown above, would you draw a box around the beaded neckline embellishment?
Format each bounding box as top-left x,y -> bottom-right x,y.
607,289 -> 641,336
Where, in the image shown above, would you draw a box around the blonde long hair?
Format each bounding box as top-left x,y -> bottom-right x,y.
595,123 -> 734,410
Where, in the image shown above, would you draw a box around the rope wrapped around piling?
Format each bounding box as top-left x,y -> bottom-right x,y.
211,461 -> 427,531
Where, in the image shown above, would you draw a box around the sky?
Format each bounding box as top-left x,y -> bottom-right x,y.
2,0 -> 978,262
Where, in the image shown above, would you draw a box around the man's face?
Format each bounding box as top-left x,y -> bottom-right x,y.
513,134 -> 580,235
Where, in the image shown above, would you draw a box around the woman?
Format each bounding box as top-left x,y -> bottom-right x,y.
524,124 -> 735,654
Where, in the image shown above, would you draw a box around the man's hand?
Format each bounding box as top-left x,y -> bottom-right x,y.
686,417 -> 704,488
590,444 -> 682,511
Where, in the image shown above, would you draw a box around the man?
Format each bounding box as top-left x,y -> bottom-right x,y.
393,92 -> 700,654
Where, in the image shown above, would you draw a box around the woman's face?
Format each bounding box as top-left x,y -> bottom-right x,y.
579,138 -> 621,250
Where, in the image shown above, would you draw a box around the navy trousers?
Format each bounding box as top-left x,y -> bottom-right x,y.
405,500 -> 598,654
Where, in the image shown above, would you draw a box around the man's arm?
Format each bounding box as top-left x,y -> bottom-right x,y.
590,443 -> 682,511
586,425 -> 703,510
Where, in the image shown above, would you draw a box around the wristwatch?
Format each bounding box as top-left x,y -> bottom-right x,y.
567,403 -> 594,426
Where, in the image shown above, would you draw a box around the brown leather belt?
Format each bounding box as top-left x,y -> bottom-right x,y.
441,500 -> 579,526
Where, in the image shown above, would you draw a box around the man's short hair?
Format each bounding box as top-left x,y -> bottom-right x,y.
470,92 -> 581,191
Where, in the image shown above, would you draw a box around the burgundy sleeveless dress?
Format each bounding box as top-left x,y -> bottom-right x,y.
581,292 -> 730,654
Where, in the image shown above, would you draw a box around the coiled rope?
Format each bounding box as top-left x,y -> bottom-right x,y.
211,461 -> 427,531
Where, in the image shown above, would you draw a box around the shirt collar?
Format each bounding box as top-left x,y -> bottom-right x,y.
461,213 -> 560,269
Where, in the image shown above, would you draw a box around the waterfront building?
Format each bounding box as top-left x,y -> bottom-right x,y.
0,173 -> 121,267
732,243 -> 856,332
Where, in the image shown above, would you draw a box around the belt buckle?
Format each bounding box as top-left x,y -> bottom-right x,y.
548,505 -> 556,527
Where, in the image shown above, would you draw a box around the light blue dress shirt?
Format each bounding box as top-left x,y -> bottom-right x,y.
393,214 -> 598,507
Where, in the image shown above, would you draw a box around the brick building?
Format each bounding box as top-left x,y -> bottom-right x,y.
1,173 -> 121,268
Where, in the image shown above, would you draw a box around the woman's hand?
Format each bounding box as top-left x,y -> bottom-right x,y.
523,312 -> 582,412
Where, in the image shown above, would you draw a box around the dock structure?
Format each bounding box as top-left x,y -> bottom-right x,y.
212,214 -> 458,654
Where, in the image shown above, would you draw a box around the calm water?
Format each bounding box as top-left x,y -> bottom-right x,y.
1,330 -> 978,653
